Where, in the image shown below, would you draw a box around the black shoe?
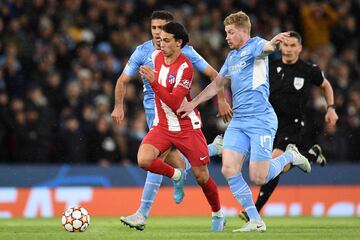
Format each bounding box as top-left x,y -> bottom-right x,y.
309,144 -> 327,167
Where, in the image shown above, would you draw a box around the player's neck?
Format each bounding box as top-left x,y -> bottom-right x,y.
164,51 -> 181,65
236,36 -> 250,50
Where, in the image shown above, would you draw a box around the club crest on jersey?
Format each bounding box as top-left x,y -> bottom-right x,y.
168,74 -> 176,84
240,50 -> 248,57
293,77 -> 304,90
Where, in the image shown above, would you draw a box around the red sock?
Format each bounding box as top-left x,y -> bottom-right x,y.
200,177 -> 221,212
143,158 -> 175,179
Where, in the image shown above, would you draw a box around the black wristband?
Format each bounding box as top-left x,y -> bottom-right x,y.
327,104 -> 336,110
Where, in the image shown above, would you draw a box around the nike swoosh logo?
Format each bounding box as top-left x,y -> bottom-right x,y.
200,156 -> 207,161
257,225 -> 263,228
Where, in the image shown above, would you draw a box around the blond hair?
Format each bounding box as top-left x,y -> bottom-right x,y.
224,11 -> 251,33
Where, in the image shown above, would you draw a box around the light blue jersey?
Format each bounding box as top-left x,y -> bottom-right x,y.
220,37 -> 278,161
219,36 -> 273,117
123,40 -> 208,127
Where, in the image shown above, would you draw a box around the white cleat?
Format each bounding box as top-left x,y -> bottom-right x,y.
212,134 -> 223,156
120,212 -> 146,231
232,219 -> 266,232
286,144 -> 311,173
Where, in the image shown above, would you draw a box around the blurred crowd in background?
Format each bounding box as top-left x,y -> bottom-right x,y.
0,0 -> 359,165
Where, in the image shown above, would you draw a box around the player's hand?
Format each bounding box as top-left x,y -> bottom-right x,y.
325,108 -> 338,127
270,32 -> 290,47
177,98 -> 195,118
217,99 -> 232,123
140,65 -> 155,83
111,105 -> 125,125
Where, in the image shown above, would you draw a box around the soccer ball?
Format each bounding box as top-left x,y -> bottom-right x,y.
61,206 -> 90,232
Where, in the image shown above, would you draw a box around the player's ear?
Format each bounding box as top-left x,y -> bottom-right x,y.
176,39 -> 182,48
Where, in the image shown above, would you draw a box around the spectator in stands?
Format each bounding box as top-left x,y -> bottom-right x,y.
0,0 -> 358,164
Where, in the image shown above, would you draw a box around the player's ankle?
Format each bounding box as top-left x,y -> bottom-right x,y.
172,168 -> 182,181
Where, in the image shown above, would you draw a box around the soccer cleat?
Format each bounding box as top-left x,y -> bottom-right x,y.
172,168 -> 186,204
211,215 -> 226,232
238,210 -> 250,222
120,212 -> 146,231
309,144 -> 327,167
232,219 -> 266,232
286,144 -> 311,173
212,134 -> 223,156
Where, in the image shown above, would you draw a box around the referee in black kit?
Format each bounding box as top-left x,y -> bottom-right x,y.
239,31 -> 339,221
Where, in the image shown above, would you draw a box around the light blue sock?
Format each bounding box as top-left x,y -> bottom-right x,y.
179,152 -> 191,170
266,151 -> 294,183
228,173 -> 261,221
138,172 -> 163,218
207,143 -> 218,157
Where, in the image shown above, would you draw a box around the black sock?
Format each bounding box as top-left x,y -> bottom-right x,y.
255,175 -> 280,212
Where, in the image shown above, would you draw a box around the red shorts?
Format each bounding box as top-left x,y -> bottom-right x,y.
141,126 -> 210,166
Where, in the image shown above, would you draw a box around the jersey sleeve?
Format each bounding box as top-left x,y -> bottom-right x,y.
182,45 -> 208,72
251,37 -> 270,57
122,46 -> 145,76
309,64 -> 325,86
219,55 -> 230,78
151,63 -> 193,112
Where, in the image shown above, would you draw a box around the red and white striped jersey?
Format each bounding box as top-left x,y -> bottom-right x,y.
150,50 -> 202,131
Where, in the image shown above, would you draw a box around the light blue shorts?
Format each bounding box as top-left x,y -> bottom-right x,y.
223,111 -> 278,161
144,96 -> 155,129
145,110 -> 155,129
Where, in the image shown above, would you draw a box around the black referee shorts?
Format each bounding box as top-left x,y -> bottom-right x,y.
273,120 -> 305,151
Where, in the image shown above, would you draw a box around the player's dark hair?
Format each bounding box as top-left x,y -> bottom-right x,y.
162,22 -> 189,48
151,10 -> 174,21
289,31 -> 302,44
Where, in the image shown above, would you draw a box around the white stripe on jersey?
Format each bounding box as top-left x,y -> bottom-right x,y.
252,56 -> 267,89
151,50 -> 161,66
188,110 -> 201,129
160,100 -> 181,131
153,99 -> 159,127
158,65 -> 169,87
174,62 -> 189,87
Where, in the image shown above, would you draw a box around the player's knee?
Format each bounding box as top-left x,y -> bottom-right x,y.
221,165 -> 236,178
195,174 -> 208,185
137,153 -> 152,169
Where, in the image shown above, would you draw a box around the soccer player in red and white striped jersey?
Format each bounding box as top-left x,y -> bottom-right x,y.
138,22 -> 225,232
150,48 -> 201,131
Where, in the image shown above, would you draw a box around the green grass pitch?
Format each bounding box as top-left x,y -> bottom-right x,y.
0,216 -> 359,240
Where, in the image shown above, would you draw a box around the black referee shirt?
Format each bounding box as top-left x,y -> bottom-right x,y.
269,59 -> 324,126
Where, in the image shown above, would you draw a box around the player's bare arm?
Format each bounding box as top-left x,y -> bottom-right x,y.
177,74 -> 228,118
321,78 -> 339,126
203,66 -> 233,123
111,73 -> 132,125
263,32 -> 291,53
